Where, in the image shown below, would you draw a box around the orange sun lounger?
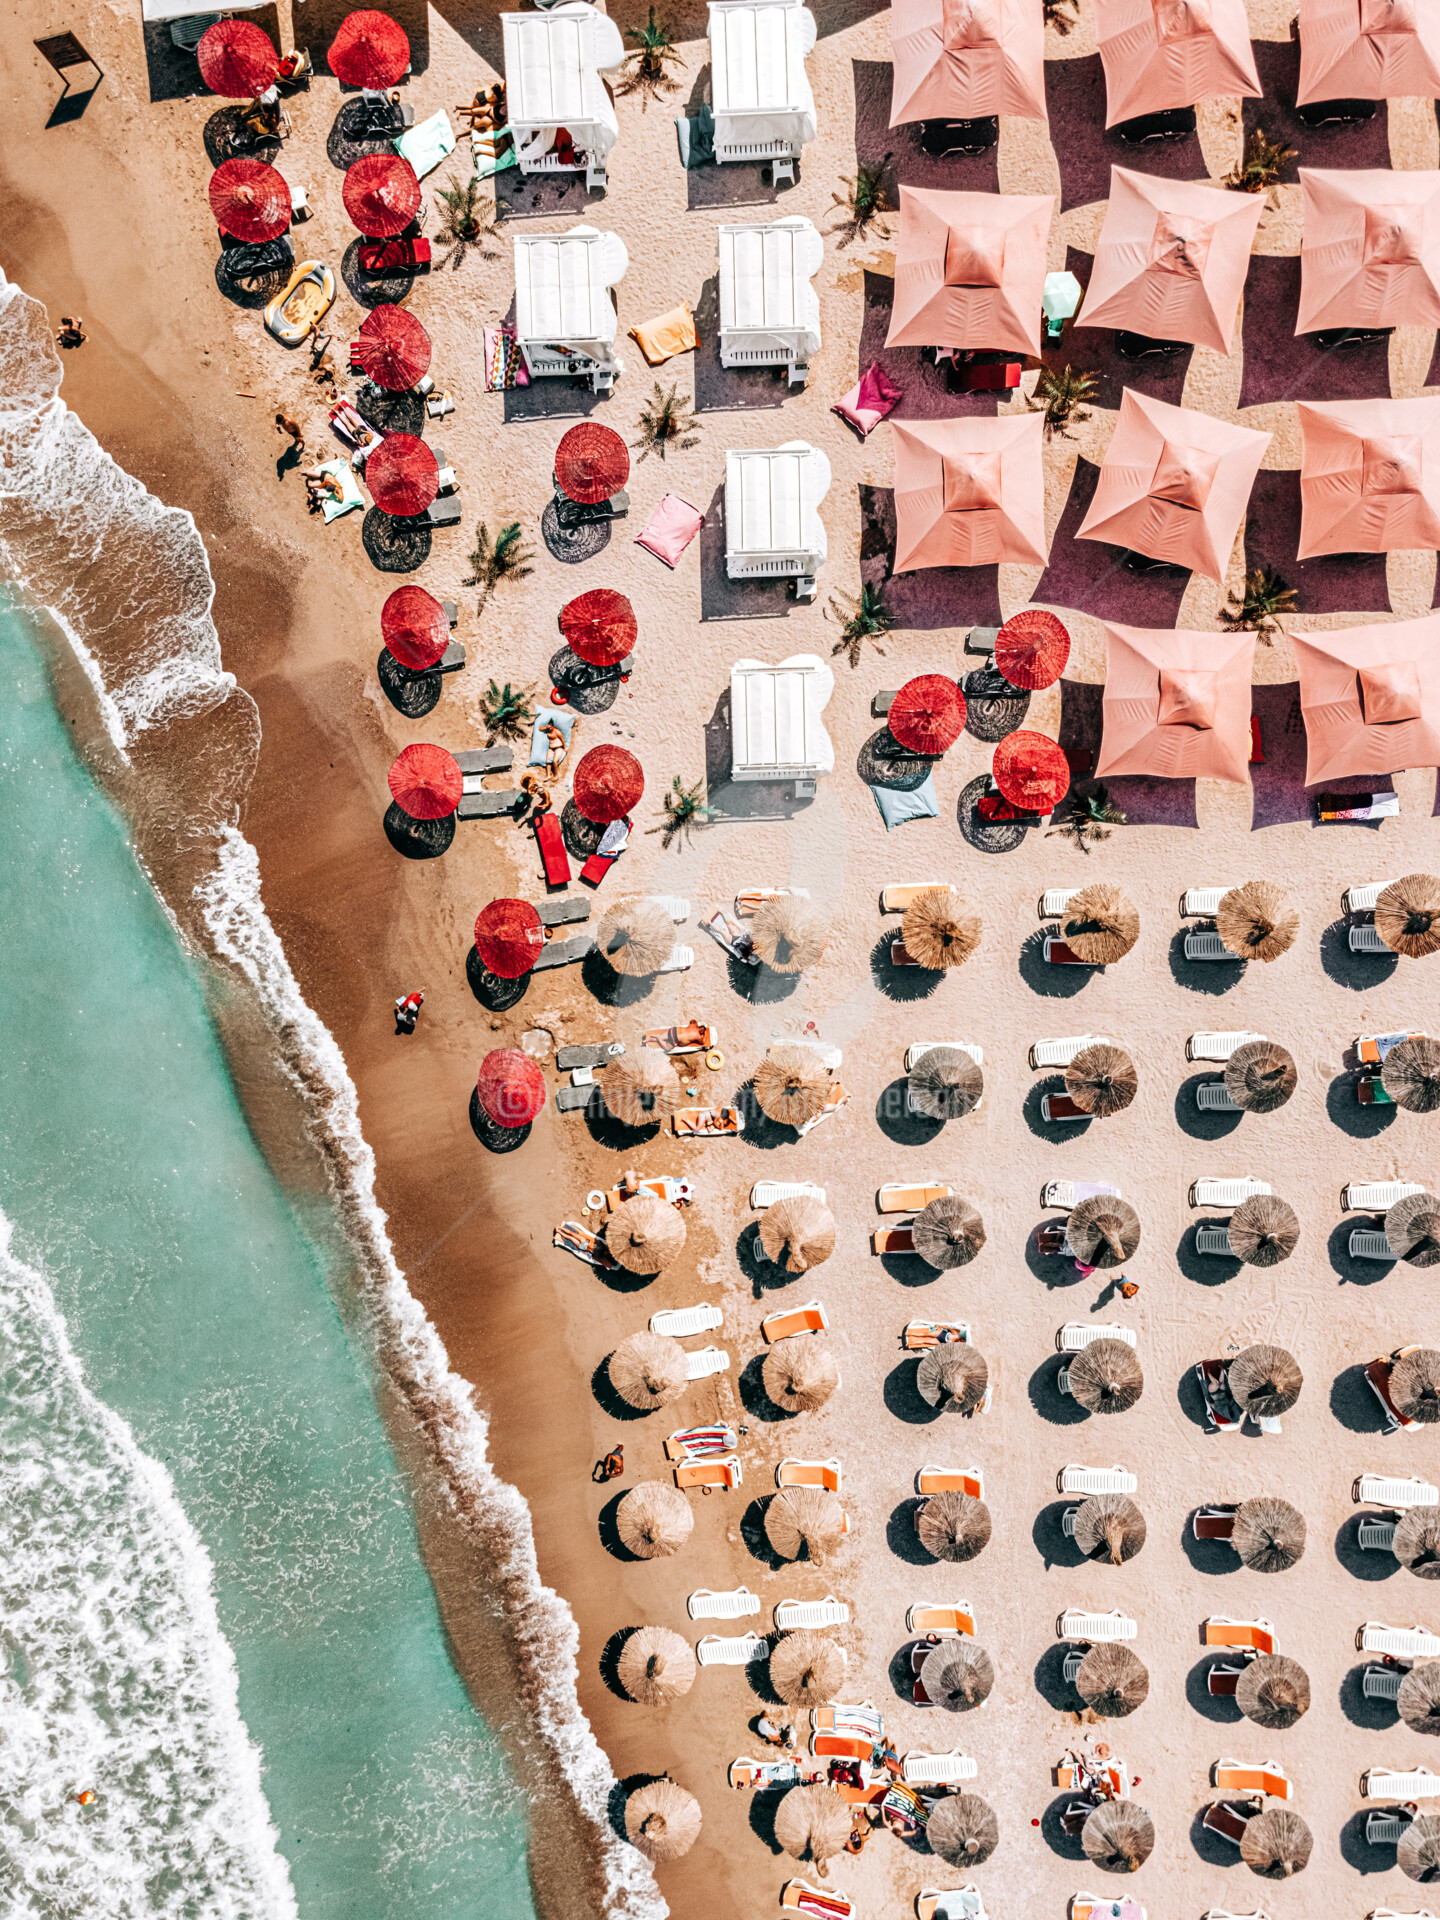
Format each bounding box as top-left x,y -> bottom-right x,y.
762,1302 -> 830,1342
907,1601 -> 977,1636
1213,1759 -> 1291,1800
674,1455 -> 743,1491
879,1182 -> 952,1213
874,1226 -> 915,1254
1203,1617 -> 1275,1656
916,1466 -> 984,1498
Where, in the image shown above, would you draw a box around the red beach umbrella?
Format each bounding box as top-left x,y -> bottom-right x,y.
197,19 -> 279,96
387,742 -> 462,819
555,423 -> 631,505
476,1049 -> 546,1128
560,589 -> 638,668
992,730 -> 1071,812
380,585 -> 448,671
208,158 -> 291,243
573,745 -> 644,824
889,675 -> 966,755
356,305 -> 432,391
474,898 -> 545,978
996,608 -> 1072,692
342,154 -> 421,237
329,8 -> 411,89
366,434 -> 439,517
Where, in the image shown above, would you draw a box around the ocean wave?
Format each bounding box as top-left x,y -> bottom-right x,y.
0,269 -> 664,1920
0,1212 -> 298,1920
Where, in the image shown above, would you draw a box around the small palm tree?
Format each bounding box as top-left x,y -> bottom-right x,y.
829,582 -> 893,669
832,156 -> 893,248
647,775 -> 710,848
1044,0 -> 1081,32
1048,784 -> 1127,853
464,521 -> 536,609
618,6 -> 683,107
1030,364 -> 1100,439
432,172 -> 501,270
631,382 -> 701,462
479,680 -> 536,745
1224,127 -> 1297,201
1220,565 -> 1297,642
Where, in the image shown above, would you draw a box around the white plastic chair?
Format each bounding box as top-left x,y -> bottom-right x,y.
1363,1767 -> 1440,1800
903,1750 -> 978,1785
1039,888 -> 1079,916
1044,1181 -> 1123,1208
646,895 -> 690,921
1192,1177 -> 1272,1206
658,945 -> 694,972
1187,1030 -> 1265,1062
1030,1034 -> 1110,1068
906,1041 -> 983,1070
1363,1665 -> 1404,1699
1366,1810 -> 1413,1844
688,1587 -> 761,1620
1360,1624 -> 1440,1660
1186,931 -> 1238,961
649,1303 -> 724,1338
1197,1226 -> 1234,1255
1345,881 -> 1391,912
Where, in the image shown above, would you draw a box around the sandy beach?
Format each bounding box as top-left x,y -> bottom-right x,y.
6,0 -> 1440,1914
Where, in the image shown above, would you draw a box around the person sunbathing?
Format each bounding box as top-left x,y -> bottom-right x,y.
540,719 -> 568,777
302,467 -> 343,512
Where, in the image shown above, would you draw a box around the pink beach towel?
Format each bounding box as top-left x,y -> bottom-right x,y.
483,326 -> 529,392
635,493 -> 703,567
832,362 -> 902,438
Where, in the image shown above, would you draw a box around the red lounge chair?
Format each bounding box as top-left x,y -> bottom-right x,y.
535,811 -> 570,886
953,360 -> 1021,392
581,852 -> 619,887
359,237 -> 432,274
1207,1663 -> 1242,1696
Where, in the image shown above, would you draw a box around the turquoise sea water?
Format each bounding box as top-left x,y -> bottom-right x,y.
0,602 -> 537,1919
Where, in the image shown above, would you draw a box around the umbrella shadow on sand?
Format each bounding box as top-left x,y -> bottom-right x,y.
1027,1357 -> 1091,1427
1330,1364 -> 1393,1434
580,950 -> 658,1008
1335,1516 -> 1401,1587
468,1090 -> 530,1154
1034,1643 -> 1080,1714
363,508 -> 432,573
465,947 -> 531,1012
875,1078 -> 944,1147
1025,1079 -> 1092,1142
737,1222 -> 793,1300
597,1494 -> 646,1564
1018,931 -> 1090,999
1168,928 -> 1243,996
383,801 -> 453,858
886,1499 -> 938,1568
1326,1073 -> 1396,1140
740,1498 -> 792,1573
378,649 -> 442,718
605,1772 -> 664,1845
203,105 -> 281,166
1033,1501 -> 1087,1571
599,1628 -> 633,1702
1340,1807 -> 1393,1874
1040,1795 -> 1088,1861
869,932 -> 944,1003
1176,1223 -> 1236,1287
738,1354 -> 795,1425
1187,1657 -> 1242,1724
341,236 -> 423,310
1328,1218 -> 1390,1284
1189,1806 -> 1243,1868
1322,917 -> 1396,990
883,1360 -> 940,1424
590,1357 -> 659,1424
747,1787 -> 787,1854
1339,1664 -> 1399,1731
1174,1074 -> 1243,1141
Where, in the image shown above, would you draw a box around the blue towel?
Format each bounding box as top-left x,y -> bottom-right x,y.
872,775 -> 939,830
530,707 -> 577,767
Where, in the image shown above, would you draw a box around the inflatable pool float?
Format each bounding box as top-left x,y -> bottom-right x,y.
264,261 -> 335,347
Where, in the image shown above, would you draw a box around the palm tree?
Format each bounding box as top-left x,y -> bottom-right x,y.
478,680 -> 536,745
1044,0 -> 1081,32
1048,785 -> 1127,853
647,775 -> 710,848
831,157 -> 893,248
618,7 -> 683,107
1030,364 -> 1099,439
1220,565 -> 1297,642
1225,128 -> 1297,201
432,172 -> 501,270
464,522 -> 536,609
829,582 -> 893,668
632,382 -> 701,462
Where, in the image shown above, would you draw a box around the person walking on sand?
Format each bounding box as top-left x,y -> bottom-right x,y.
276,411 -> 305,458
56,316 -> 86,349
593,1444 -> 623,1483
394,990 -> 423,1034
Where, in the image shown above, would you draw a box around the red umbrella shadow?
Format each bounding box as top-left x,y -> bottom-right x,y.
468,1087 -> 531,1154
383,801 -> 453,858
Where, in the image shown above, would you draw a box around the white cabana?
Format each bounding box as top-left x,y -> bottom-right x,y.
512,224 -> 629,390
503,3 -> 624,192
730,653 -> 835,792
724,441 -> 831,599
708,0 -> 818,182
718,217 -> 822,385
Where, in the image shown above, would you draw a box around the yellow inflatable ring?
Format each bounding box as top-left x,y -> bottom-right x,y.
705,1049 -> 724,1070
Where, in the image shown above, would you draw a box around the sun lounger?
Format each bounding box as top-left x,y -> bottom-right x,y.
907,1601 -> 977,1636
579,850 -> 622,887
811,1733 -> 870,1764
1214,1760 -> 1291,1800
1352,924 -> 1391,953
674,1454 -> 743,1490
1360,1622 -> 1440,1659
672,1107 -> 743,1136
905,1752 -> 979,1790
776,1596 -> 850,1629
644,1023 -> 716,1055
729,1756 -> 815,1790
1197,1225 -> 1235,1255
1366,1810 -> 1415,1845
646,896 -> 690,922
1182,888 -> 1227,915
649,1303 -> 724,1338
685,1345 -> 731,1380
1059,1464 -> 1137,1495
782,1878 -> 853,1920
1198,1360 -> 1244,1432
1344,1180 -> 1425,1208
1040,888 -> 1081,916
1207,1663 -> 1242,1696
1197,1083 -> 1242,1111
1193,1507 -> 1237,1541
552,1220 -> 617,1267
1357,1032 -> 1425,1067
1353,1231 -> 1398,1261
555,1040 -> 622,1072
1191,1177 -> 1271,1206
1346,882 -> 1396,913
458,787 -> 524,821
1057,1323 -> 1136,1352
1368,1357 -> 1417,1430
1356,1475 -> 1440,1508
701,906 -> 759,965
734,887 -> 811,915
1073,1894 -> 1145,1920
1044,1182 -> 1123,1209
1187,1030 -> 1265,1062
531,931 -> 595,967
1059,1608 -> 1137,1643
906,1041 -> 983,1071
1364,1768 -> 1440,1800
762,1302 -> 829,1342
753,1181 -> 828,1208
1045,938 -> 1096,966
537,898 -> 591,934
916,1886 -> 987,1920
689,1586 -> 760,1619
555,1084 -> 598,1113
878,1182 -> 951,1213
1186,931 -> 1239,961
1043,1094 -> 1087,1122
1062,1650 -> 1085,1685
777,1458 -> 843,1494
1030,1034 -> 1111,1069
656,945 -> 694,972
1359,1076 -> 1395,1105
1361,1519 -> 1399,1551
697,1632 -> 765,1666
533,810 -> 570,886
810,1701 -> 883,1740
1204,1618 -> 1275,1655
916,1467 -> 984,1499
667,1425 -> 739,1462
1364,1665 -> 1404,1702
796,1085 -> 850,1137
904,1322 -> 971,1349
605,1177 -> 694,1211
771,1036 -> 843,1070
881,884 -> 945,912
873,1226 -> 914,1254
1202,1802 -> 1251,1846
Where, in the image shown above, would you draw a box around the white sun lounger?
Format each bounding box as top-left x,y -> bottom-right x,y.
1187,1030 -> 1265,1062
1360,1623 -> 1440,1660
775,1596 -> 850,1630
1197,1083 -> 1243,1112
1197,1226 -> 1235,1255
1043,1181 -> 1123,1209
1057,1322 -> 1137,1352
1039,888 -> 1080,916
1186,931 -> 1239,961
1364,1767 -> 1440,1800
1364,1665 -> 1404,1699
1360,1519 -> 1399,1551
1367,1909 -> 1438,1920
1356,1475 -> 1440,1508
1351,1230 -> 1398,1260
689,1587 -> 761,1620
685,1346 -> 732,1380
735,886 -> 811,914
697,1633 -> 766,1666
1059,1464 -> 1137,1495
1367,1810 -> 1414,1844
1030,1034 -> 1111,1069
650,1303 -> 724,1338
752,1181 -> 827,1207
656,945 -> 694,972
702,906 -> 761,966
904,1750 -> 978,1786
1182,887 -> 1227,915
1058,1608 -> 1137,1642
1345,881 -> 1395,913
906,1041 -> 983,1070
1191,1177 -> 1272,1206
1345,1180 -> 1425,1209
1077,1898 -> 1145,1920
646,896 -> 690,922
1352,925 -> 1391,952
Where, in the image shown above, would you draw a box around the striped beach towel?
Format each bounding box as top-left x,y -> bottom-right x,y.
483,325 -> 529,391
669,1424 -> 733,1458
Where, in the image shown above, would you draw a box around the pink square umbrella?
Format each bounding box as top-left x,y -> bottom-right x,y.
1298,396 -> 1440,557
1298,167 -> 1440,333
892,413 -> 1048,571
889,0 -> 1047,127
885,185 -> 1053,356
1298,0 -> 1440,105
1080,166 -> 1264,354
1291,611 -> 1440,784
1077,389 -> 1270,582
1096,622 -> 1256,784
1094,0 -> 1260,126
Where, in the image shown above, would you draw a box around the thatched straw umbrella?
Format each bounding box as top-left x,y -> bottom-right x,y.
765,1487 -> 846,1564
909,1046 -> 984,1120
916,1490 -> 993,1562
1227,1345 -> 1303,1420
919,1639 -> 995,1712
762,1334 -> 840,1414
1400,1812 -> 1440,1879
1068,1338 -> 1144,1415
625,1778 -> 702,1861
1228,1194 -> 1300,1268
1382,1036 -> 1440,1112
1224,1040 -> 1298,1114
605,1192 -> 686,1275
917,1345 -> 990,1415
1399,1661 -> 1440,1735
750,895 -> 829,973
1240,1808 -> 1312,1878
1236,1654 -> 1310,1729
913,1196 -> 986,1269
1388,1191 -> 1440,1268
773,1783 -> 851,1875
759,1195 -> 836,1272
617,1481 -> 694,1560
618,1627 -> 697,1704
1075,1644 -> 1150,1718
927,1793 -> 999,1866
595,898 -> 675,977
753,1047 -> 832,1128
1216,881 -> 1298,963
770,1631 -> 846,1709
1375,873 -> 1440,958
1391,1349 -> 1440,1425
1065,1043 -> 1139,1119
609,1331 -> 688,1411
1395,1508 -> 1440,1579
1081,1799 -> 1154,1872
1062,884 -> 1139,965
901,887 -> 981,971
1073,1493 -> 1147,1565
603,1051 -> 682,1129
1067,1195 -> 1142,1268
1232,1496 -> 1307,1573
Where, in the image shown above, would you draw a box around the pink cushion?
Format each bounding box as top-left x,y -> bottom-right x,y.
635,493 -> 703,568
1360,659 -> 1422,724
832,363 -> 902,438
1158,667 -> 1217,728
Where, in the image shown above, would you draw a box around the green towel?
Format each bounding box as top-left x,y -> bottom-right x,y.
320,461 -> 363,525
674,101 -> 714,170
395,110 -> 456,180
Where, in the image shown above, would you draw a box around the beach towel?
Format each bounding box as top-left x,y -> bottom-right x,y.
318,461 -> 364,524
597,815 -> 632,856
529,707 -> 577,767
832,363 -> 902,438
670,1424 -> 735,1457
675,101 -> 715,169
484,325 -> 529,392
873,774 -> 939,829
636,494 -> 703,567
395,110 -> 456,180
630,303 -> 698,366
472,128 -> 518,182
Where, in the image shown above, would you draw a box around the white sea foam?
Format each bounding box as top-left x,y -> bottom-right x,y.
0,271 -> 664,1920
0,1212 -> 298,1920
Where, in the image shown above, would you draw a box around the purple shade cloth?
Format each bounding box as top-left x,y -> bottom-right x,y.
1032,457 -> 1192,625
1245,468 -> 1391,615
1058,678 -> 1200,826
1054,244 -> 1194,410
834,362 -> 904,438
1249,681 -> 1395,828
853,58 -> 1001,192
860,270 -> 999,418
1425,330 -> 1440,389
1239,254 -> 1392,408
1046,53 -> 1206,214
1243,39 -> 1390,183
859,483 -> 1003,632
